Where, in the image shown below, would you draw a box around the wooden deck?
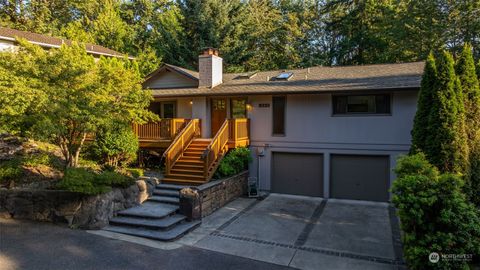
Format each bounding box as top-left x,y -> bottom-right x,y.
133,119 -> 189,148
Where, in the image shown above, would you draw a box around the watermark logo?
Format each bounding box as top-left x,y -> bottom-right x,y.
429,252 -> 473,263
429,252 -> 440,263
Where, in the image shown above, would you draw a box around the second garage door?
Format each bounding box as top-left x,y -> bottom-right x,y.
271,152 -> 324,197
330,154 -> 390,202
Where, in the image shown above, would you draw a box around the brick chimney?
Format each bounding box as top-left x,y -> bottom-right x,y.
199,48 -> 223,88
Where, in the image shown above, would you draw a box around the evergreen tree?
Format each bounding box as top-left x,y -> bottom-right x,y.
411,52 -> 436,153
456,44 -> 480,205
477,60 -> 480,80
426,50 -> 468,173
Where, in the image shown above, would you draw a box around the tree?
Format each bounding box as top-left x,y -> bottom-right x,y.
426,50 -> 468,173
1,39 -> 156,167
411,52 -> 436,153
92,122 -> 139,168
456,44 -> 480,205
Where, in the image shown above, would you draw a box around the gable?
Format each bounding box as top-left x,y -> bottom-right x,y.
144,67 -> 198,89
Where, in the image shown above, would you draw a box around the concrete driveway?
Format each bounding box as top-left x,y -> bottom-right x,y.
194,194 -> 404,270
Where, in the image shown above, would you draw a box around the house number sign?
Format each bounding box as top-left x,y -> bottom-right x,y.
259,103 -> 270,108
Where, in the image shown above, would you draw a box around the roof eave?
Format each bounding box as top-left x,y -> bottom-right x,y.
148,86 -> 420,98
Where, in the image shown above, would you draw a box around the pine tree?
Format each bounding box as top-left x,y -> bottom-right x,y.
411,52 -> 436,153
456,44 -> 480,205
426,50 -> 468,173
477,59 -> 480,80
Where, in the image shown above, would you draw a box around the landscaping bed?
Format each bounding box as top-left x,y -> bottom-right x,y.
0,134 -> 160,229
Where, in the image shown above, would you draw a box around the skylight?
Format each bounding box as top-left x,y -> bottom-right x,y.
275,72 -> 293,80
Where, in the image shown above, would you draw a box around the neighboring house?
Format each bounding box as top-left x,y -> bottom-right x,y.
0,26 -> 132,59
142,48 -> 424,203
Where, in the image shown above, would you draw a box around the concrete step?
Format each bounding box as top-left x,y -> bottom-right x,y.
156,183 -> 189,190
117,202 -> 178,219
149,195 -> 180,204
153,189 -> 180,197
109,215 -> 186,230
104,221 -> 201,241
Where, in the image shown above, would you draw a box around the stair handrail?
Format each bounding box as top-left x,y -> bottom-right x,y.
202,119 -> 229,180
163,119 -> 200,175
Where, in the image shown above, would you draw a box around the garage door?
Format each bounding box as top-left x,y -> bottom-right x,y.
330,155 -> 390,202
271,152 -> 324,197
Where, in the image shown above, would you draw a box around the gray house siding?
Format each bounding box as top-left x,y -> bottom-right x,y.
158,90 -> 418,201
246,91 -> 418,201
147,70 -> 198,89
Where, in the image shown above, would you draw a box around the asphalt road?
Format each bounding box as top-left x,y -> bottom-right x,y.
0,218 -> 293,270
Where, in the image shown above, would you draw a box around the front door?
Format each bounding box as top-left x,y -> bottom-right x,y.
211,98 -> 227,135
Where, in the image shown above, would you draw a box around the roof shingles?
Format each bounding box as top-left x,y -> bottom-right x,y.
148,61 -> 425,97
0,27 -> 129,58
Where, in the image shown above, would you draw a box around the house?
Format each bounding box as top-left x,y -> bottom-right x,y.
143,48 -> 424,203
0,26 -> 132,59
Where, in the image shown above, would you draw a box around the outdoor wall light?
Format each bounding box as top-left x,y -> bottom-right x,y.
246,103 -> 253,111
189,100 -> 193,105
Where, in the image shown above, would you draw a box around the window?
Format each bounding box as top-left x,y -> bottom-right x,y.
333,94 -> 390,115
149,101 -> 177,118
162,102 -> 176,118
275,72 -> 293,81
231,98 -> 247,118
272,96 -> 286,135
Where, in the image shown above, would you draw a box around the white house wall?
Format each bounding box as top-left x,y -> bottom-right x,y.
246,91 -> 418,198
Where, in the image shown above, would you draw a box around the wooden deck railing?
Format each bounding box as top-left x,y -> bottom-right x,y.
133,119 -> 188,141
163,119 -> 201,175
228,118 -> 250,143
202,119 -> 230,180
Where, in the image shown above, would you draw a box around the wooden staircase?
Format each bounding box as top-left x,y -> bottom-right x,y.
162,118 -> 249,186
163,139 -> 212,185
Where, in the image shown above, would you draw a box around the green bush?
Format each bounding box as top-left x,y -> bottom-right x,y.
56,168 -> 110,195
22,152 -> 52,167
92,123 -> 139,168
57,168 -> 135,195
126,168 -> 144,178
394,153 -> 439,179
392,154 -> 480,269
95,170 -> 135,188
214,147 -> 252,179
0,159 -> 23,183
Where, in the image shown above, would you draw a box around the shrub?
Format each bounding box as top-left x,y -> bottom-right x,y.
56,168 -> 110,195
92,123 -> 139,168
22,152 -> 52,167
126,168 -> 144,178
394,153 -> 439,179
0,159 -> 23,183
95,170 -> 135,188
214,147 -> 252,179
392,154 -> 480,269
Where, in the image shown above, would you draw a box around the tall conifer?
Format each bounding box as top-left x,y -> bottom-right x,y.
411,52 -> 436,153
426,50 -> 468,173
456,44 -> 480,205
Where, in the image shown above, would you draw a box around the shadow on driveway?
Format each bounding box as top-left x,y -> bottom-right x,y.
0,218 -> 292,270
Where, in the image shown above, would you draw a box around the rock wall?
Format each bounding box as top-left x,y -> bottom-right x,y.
0,177 -> 159,229
196,171 -> 248,218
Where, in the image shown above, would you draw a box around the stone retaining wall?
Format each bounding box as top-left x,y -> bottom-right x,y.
0,177 -> 159,229
194,171 -> 248,218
